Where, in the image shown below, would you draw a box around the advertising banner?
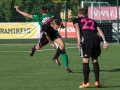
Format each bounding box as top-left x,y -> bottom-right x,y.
0,22 -> 40,39
58,22 -> 76,38
88,6 -> 120,20
0,22 -> 76,39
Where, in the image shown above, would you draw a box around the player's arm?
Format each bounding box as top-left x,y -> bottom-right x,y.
97,27 -> 108,49
14,6 -> 32,18
74,23 -> 81,48
45,33 -> 53,43
44,32 -> 56,49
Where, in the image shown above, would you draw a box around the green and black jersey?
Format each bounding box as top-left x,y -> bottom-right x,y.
32,14 -> 54,27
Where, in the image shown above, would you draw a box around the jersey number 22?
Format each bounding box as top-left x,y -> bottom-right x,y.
81,18 -> 95,30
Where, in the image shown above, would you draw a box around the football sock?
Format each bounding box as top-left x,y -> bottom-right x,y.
62,53 -> 69,67
93,62 -> 99,82
31,45 -> 36,53
83,63 -> 90,84
53,47 -> 62,60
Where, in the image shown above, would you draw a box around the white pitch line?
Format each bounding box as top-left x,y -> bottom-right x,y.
0,47 -> 77,52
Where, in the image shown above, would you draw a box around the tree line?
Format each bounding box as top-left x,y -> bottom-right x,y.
0,0 -> 118,22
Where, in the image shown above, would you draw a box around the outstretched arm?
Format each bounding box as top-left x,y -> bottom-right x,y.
97,27 -> 108,49
14,6 -> 32,18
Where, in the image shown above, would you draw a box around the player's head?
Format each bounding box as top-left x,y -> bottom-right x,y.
78,8 -> 87,17
40,6 -> 48,14
51,19 -> 61,30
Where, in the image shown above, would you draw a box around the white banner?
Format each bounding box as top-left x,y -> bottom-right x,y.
88,6 -> 120,20
0,22 -> 41,39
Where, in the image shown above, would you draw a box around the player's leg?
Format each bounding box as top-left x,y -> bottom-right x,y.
49,30 -> 72,72
30,44 -> 39,56
53,38 -> 72,73
92,58 -> 101,87
79,39 -> 92,88
52,42 -> 61,66
30,33 -> 49,56
30,32 -> 43,56
30,40 -> 49,55
61,49 -> 68,67
91,38 -> 101,87
52,38 -> 64,60
61,49 -> 72,73
52,38 -> 64,66
54,41 -> 68,67
79,57 -> 90,88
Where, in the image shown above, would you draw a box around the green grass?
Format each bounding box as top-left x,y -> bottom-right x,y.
0,43 -> 120,90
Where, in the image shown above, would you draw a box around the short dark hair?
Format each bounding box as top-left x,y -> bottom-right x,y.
40,6 -> 48,13
78,8 -> 87,15
52,19 -> 61,27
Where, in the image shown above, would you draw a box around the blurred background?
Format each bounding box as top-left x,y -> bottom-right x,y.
0,0 -> 120,43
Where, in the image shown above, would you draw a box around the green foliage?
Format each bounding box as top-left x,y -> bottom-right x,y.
67,0 -> 80,19
0,0 -> 119,22
0,0 -> 12,22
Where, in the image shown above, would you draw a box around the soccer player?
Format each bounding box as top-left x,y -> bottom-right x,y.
14,6 -> 72,73
39,17 -> 72,73
73,8 -> 108,88
14,6 -> 54,55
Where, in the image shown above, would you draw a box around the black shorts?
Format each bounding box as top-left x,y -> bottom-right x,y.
37,32 -> 49,47
37,31 -> 61,47
49,30 -> 61,41
80,38 -> 101,58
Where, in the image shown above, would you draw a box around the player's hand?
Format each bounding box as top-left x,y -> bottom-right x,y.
14,6 -> 18,11
77,43 -> 80,48
51,42 -> 56,49
103,41 -> 108,49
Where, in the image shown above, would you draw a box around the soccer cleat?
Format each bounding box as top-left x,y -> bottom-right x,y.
30,51 -> 35,57
65,67 -> 73,73
79,82 -> 90,88
95,81 -> 101,88
52,59 -> 61,66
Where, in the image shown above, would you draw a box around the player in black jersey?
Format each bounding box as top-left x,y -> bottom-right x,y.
73,8 -> 108,88
32,17 -> 72,73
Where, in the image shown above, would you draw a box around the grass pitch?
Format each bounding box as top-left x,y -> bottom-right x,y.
0,43 -> 120,90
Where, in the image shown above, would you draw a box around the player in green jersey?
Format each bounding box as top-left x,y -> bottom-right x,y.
14,6 -> 72,73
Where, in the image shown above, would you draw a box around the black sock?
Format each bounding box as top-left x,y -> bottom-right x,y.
93,62 -> 99,82
53,47 -> 62,60
61,48 -> 65,54
31,45 -> 36,52
83,63 -> 90,84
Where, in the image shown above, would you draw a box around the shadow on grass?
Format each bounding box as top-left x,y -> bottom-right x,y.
101,85 -> 120,88
71,70 -> 82,73
71,68 -> 120,73
89,85 -> 120,88
100,68 -> 120,72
